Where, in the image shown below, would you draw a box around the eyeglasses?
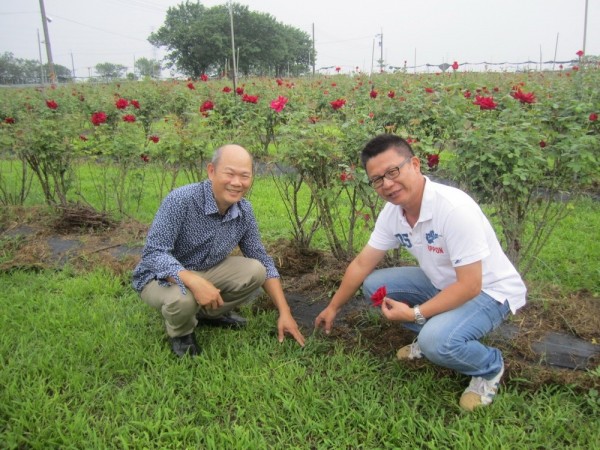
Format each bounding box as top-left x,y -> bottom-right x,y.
368,157 -> 412,188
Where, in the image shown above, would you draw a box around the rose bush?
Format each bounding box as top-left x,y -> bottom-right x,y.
0,68 -> 598,272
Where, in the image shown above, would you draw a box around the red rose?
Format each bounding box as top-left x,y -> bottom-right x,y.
576,50 -> 584,57
589,113 -> 598,122
200,100 -> 214,113
222,86 -> 232,93
452,61 -> 459,70
140,154 -> 150,163
463,90 -> 472,99
370,286 -> 387,307
187,82 -> 195,90
330,98 -> 346,110
91,111 -> 107,126
269,95 -> 288,113
511,89 -> 536,104
130,99 -> 140,109
276,78 -> 283,86
242,94 -> 258,104
427,153 -> 440,168
539,140 -> 547,148
149,135 -> 160,143
200,73 -> 209,81
4,117 -> 15,124
115,98 -> 128,109
236,87 -> 244,95
46,100 -> 58,109
123,114 -> 136,123
387,90 -> 395,99
335,66 -> 341,72
473,95 -> 498,110
369,89 -> 378,99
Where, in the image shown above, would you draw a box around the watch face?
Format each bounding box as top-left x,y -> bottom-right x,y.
414,306 -> 426,325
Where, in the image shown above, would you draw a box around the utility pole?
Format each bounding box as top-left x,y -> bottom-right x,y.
36,29 -> 45,84
312,23 -> 315,76
228,1 -> 237,91
373,32 -> 383,73
71,52 -> 76,79
371,37 -> 375,75
379,29 -> 384,72
414,48 -> 417,74
38,0 -> 56,84
582,0 -> 588,61
552,33 -> 559,71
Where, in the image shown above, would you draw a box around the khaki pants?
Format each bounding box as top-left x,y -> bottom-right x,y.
140,256 -> 266,337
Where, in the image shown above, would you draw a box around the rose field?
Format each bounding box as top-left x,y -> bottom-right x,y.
0,66 -> 599,448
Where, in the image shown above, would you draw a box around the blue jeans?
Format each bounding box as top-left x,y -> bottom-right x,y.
363,267 -> 511,378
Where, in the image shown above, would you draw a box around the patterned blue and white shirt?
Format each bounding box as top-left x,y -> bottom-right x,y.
132,180 -> 279,293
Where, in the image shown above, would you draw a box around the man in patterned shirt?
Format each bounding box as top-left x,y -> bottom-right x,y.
133,144 -> 305,357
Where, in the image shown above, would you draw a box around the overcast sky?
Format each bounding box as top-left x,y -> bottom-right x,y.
1,0 -> 598,78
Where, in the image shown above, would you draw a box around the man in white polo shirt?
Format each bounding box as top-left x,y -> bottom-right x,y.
315,133 -> 526,411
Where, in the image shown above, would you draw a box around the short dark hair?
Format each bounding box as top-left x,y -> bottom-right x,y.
360,134 -> 414,168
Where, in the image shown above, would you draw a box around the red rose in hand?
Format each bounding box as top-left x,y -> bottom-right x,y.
370,286 -> 387,307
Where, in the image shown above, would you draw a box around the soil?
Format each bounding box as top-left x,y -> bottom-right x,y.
1,204 -> 598,392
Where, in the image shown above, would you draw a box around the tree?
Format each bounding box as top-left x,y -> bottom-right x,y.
149,1 -> 315,78
134,57 -> 161,78
46,63 -> 72,83
0,52 -> 71,84
95,62 -> 127,80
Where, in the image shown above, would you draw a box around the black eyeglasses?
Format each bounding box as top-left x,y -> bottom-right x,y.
368,157 -> 412,188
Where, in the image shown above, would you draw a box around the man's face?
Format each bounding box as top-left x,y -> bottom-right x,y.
207,146 -> 253,214
365,147 -> 420,206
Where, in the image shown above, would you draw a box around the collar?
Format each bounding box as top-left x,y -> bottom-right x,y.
202,180 -> 241,221
418,176 -> 434,223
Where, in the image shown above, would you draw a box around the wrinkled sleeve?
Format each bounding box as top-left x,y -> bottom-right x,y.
138,192 -> 188,293
238,206 -> 280,279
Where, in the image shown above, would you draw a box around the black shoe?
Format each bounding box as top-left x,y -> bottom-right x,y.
170,333 -> 201,357
196,311 -> 248,329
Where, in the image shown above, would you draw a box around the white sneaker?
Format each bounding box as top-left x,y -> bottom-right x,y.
396,342 -> 423,361
459,362 -> 505,411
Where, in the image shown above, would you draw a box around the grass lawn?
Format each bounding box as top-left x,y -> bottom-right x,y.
1,160 -> 599,448
0,267 -> 599,448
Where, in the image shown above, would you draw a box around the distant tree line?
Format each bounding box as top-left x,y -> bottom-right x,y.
149,1 -> 315,78
0,52 -> 162,85
0,52 -> 72,84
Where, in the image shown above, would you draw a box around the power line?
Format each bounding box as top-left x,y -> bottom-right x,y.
47,14 -> 149,42
106,0 -> 167,14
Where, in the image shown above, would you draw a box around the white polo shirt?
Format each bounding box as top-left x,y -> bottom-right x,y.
368,177 -> 527,313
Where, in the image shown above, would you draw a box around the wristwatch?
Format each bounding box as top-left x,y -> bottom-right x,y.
413,305 -> 427,325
